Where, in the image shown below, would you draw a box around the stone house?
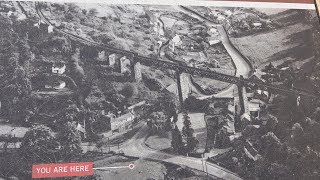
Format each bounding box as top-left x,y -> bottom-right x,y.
110,112 -> 134,134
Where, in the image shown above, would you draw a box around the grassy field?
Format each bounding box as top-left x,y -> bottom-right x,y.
145,132 -> 172,151
229,10 -> 315,68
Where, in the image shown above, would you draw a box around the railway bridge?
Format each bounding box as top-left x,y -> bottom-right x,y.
35,2 -> 319,115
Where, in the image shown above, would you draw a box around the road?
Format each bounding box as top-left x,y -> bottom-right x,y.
122,124 -> 242,180
83,123 -> 242,180
174,6 -> 252,99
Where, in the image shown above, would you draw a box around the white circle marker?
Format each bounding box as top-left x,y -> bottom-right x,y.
128,164 -> 135,170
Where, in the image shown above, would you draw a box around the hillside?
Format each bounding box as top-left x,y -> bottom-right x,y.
229,9 -> 319,68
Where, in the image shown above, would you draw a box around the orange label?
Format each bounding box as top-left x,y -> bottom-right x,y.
32,162 -> 93,178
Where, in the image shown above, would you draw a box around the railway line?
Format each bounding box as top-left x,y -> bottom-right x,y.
35,2 -> 319,99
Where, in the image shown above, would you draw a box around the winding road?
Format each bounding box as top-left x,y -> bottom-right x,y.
83,123 -> 242,180
174,6 -> 252,99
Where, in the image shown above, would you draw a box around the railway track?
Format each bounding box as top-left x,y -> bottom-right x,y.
35,2 -> 319,99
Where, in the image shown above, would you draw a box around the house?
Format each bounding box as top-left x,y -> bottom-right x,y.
52,63 -> 66,74
209,27 -> 218,34
170,34 -> 183,52
48,25 -> 54,33
98,51 -> 105,59
248,100 -> 263,118
109,54 -> 117,68
240,112 -> 251,130
209,39 -> 221,46
127,101 -> 146,113
120,56 -> 131,74
110,112 -> 134,134
252,22 -> 262,28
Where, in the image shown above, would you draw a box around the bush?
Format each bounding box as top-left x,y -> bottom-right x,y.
183,96 -> 208,112
89,8 -> 98,16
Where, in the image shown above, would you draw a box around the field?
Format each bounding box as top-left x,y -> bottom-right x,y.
229,10 -> 315,68
90,153 -> 218,180
145,132 -> 172,151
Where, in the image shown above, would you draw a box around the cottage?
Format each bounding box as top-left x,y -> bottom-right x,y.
109,54 -> 117,68
209,27 -> 218,34
127,101 -> 146,112
120,56 -> 131,74
48,25 -> 54,33
240,112 -> 251,130
252,22 -> 262,28
170,34 -> 183,52
111,112 -> 134,134
209,39 -> 221,46
52,63 -> 66,74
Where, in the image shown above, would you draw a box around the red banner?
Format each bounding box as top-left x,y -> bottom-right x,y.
32,162 -> 93,178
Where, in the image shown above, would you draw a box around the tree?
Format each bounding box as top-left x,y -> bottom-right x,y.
20,125 -> 60,163
182,112 -> 198,153
265,114 -> 278,132
261,132 -> 282,162
154,92 -> 177,117
171,125 -> 184,153
148,111 -> 168,133
120,83 -> 136,100
57,122 -> 82,161
184,96 -> 208,112
89,8 -> 98,17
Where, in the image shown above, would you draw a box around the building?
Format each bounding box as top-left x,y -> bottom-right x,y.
110,112 -> 134,134
208,39 -> 221,46
127,101 -> 146,113
48,25 -> 54,33
120,56 -> 131,74
170,34 -> 183,52
52,63 -> 66,74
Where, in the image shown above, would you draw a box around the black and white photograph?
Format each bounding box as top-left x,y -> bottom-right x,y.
0,0 -> 319,179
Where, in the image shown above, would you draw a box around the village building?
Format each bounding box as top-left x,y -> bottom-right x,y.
48,24 -> 54,33
52,63 -> 66,74
120,56 -> 131,74
127,101 -> 146,114
209,27 -> 218,34
44,63 -> 67,90
109,54 -> 116,67
252,22 -> 262,28
240,112 -> 251,130
170,34 -> 183,52
110,112 -> 134,134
